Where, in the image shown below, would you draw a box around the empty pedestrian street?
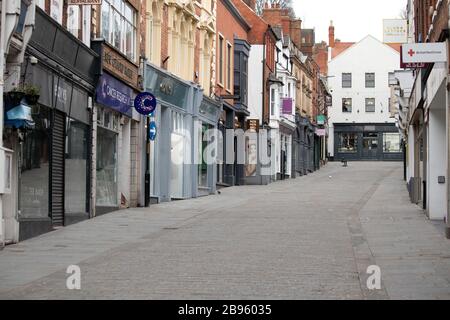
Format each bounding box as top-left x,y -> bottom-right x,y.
0,162 -> 449,300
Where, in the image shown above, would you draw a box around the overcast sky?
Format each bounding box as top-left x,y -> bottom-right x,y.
292,0 -> 407,43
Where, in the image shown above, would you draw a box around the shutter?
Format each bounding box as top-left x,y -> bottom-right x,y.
50,110 -> 66,227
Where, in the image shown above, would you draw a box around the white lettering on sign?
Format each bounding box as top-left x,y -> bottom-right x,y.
106,85 -> 130,105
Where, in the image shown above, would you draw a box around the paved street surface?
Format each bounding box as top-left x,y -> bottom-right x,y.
0,162 -> 449,299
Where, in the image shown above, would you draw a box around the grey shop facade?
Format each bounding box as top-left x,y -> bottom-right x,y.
144,62 -> 221,203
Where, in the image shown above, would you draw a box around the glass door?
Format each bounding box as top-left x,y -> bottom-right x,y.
362,133 -> 379,159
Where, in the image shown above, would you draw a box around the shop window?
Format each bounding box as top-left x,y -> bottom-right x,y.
338,133 -> 358,153
198,123 -> 212,187
65,119 -> 88,214
342,73 -> 352,88
101,0 -> 137,61
19,106 -> 51,219
342,98 -> 352,113
171,111 -> 185,199
365,98 -> 375,112
383,133 -> 401,153
96,127 -> 118,207
365,73 -> 375,88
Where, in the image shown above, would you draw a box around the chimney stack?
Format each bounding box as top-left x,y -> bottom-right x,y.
289,19 -> 302,48
328,20 -> 335,48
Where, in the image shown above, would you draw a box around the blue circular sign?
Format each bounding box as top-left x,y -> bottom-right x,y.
149,121 -> 157,141
134,92 -> 157,115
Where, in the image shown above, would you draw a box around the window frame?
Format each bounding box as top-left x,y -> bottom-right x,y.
342,73 -> 352,88
226,41 -> 232,92
101,0 -> 137,62
218,34 -> 225,87
383,133 -> 402,153
342,98 -> 352,113
365,98 -> 376,113
365,73 -> 375,88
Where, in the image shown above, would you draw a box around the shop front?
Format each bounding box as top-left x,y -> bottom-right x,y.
195,96 -> 222,197
294,114 -> 314,176
333,123 -> 403,161
94,72 -> 142,215
144,62 -> 202,202
2,7 -> 99,241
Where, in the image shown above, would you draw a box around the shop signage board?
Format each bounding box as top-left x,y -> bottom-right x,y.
281,98 -> 293,114
317,115 -> 326,125
325,95 -> 332,107
96,72 -> 133,116
68,0 -> 102,4
315,128 -> 326,136
247,119 -> 260,132
401,43 -> 447,64
383,19 -> 407,44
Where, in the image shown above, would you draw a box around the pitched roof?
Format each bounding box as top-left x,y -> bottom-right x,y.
331,36 -> 402,59
331,42 -> 354,59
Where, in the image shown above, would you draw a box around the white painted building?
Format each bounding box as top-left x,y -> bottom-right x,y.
267,28 -> 296,180
327,35 -> 403,161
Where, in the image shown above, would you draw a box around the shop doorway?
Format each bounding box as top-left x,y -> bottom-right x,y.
362,133 -> 379,159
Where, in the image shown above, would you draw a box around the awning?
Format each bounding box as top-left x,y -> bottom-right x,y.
4,103 -> 35,129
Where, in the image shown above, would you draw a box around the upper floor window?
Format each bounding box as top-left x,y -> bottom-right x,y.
342,98 -> 352,113
271,88 -> 276,116
234,39 -> 249,108
101,0 -> 137,61
342,73 -> 352,88
365,98 -> 375,112
227,43 -> 232,91
218,35 -> 224,85
365,73 -> 375,88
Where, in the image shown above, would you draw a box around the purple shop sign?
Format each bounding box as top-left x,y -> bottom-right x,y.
281,98 -> 293,114
96,72 -> 133,117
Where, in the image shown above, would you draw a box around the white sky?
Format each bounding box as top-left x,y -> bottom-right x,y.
292,0 -> 407,43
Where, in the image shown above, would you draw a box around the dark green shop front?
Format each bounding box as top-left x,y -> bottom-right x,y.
333,123 -> 403,161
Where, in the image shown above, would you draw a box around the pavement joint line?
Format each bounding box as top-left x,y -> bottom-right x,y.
347,167 -> 397,300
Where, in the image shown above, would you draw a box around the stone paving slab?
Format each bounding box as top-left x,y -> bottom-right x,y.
0,162 -> 449,299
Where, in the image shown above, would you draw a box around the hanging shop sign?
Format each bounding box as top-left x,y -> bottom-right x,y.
401,43 -> 447,64
134,92 -> 157,115
315,128 -> 326,136
247,119 -> 260,132
149,121 -> 157,141
68,0 -> 102,4
317,115 -> 327,125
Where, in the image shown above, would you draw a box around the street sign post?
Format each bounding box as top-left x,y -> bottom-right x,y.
149,121 -> 157,141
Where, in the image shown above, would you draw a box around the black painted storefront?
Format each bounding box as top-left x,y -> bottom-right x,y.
293,114 -> 316,177
333,123 -> 403,161
17,7 -> 99,240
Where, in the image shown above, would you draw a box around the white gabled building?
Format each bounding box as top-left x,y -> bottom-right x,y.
327,34 -> 403,162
